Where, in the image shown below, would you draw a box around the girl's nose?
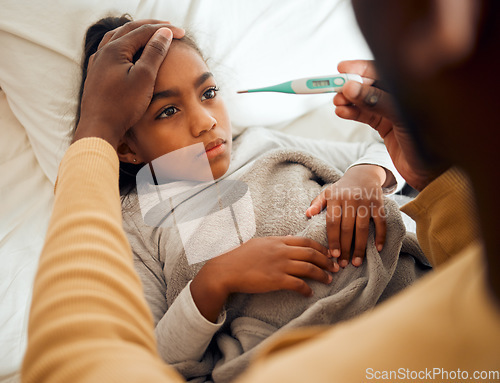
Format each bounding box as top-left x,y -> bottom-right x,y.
190,106 -> 217,137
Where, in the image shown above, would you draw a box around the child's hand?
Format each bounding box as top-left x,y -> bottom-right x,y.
190,236 -> 338,322
306,164 -> 387,268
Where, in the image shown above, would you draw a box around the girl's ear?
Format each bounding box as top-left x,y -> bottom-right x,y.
117,139 -> 143,164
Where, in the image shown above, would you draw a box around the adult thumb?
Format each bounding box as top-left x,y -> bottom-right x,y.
137,27 -> 173,72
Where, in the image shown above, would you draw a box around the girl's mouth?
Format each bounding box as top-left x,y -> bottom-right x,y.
203,138 -> 226,160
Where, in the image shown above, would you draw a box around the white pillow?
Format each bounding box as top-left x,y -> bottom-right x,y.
0,0 -> 372,183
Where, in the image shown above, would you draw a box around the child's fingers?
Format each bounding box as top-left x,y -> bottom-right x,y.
326,201 -> 342,258
283,236 -> 329,258
306,191 -> 327,218
280,275 -> 314,297
287,260 -> 333,285
287,245 -> 335,272
352,211 -> 370,267
372,204 -> 387,252
338,201 -> 355,268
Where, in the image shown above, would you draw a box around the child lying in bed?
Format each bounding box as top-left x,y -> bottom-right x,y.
75,16 -> 428,383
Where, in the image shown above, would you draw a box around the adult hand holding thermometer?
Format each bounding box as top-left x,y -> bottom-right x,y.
237,74 -> 363,94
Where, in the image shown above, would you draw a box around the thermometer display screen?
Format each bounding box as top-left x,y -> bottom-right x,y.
312,80 -> 330,87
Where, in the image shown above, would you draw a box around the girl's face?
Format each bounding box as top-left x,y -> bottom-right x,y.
119,40 -> 232,182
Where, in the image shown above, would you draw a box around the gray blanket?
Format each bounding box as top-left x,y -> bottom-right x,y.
161,148 -> 430,382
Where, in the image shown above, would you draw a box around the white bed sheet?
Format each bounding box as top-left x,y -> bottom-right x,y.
0,90 -> 53,383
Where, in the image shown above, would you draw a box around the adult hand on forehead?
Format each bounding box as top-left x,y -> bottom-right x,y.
334,60 -> 441,191
96,19 -> 185,50
74,21 -> 185,149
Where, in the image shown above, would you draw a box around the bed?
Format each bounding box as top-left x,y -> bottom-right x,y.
0,1 -> 412,381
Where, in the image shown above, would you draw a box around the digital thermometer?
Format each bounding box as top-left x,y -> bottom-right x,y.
237,73 -> 363,94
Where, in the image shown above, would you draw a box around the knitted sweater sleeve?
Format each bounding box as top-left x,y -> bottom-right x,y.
21,138 -> 183,383
401,167 -> 481,267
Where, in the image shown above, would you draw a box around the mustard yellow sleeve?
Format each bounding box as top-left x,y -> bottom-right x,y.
401,167 -> 481,267
21,138 -> 183,383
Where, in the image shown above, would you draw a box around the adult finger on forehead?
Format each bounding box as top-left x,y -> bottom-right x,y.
112,24 -> 175,63
98,20 -> 184,50
98,19 -> 162,50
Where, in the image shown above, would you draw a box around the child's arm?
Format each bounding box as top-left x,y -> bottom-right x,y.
259,128 -> 403,193
306,164 -> 387,268
129,230 -> 335,363
155,282 -> 226,364
123,213 -> 225,365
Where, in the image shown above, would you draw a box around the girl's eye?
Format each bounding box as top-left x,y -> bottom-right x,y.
158,106 -> 178,119
201,87 -> 219,101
